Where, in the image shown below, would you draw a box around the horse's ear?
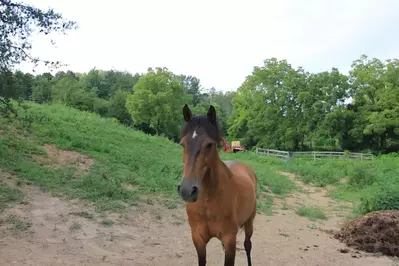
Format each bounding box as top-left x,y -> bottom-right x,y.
183,104 -> 192,122
207,105 -> 217,125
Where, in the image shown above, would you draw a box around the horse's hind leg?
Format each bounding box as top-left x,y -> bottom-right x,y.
243,213 -> 255,266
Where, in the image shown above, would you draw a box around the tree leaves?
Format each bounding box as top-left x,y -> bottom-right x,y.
125,68 -> 189,137
0,0 -> 77,113
229,55 -> 398,152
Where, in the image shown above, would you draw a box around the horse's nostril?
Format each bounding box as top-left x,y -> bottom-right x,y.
192,186 -> 198,195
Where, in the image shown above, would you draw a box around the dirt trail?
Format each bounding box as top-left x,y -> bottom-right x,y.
0,170 -> 397,266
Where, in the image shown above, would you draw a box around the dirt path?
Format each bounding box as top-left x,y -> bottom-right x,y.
0,170 -> 397,266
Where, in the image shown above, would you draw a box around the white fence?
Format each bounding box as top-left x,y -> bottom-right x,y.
255,148 -> 374,161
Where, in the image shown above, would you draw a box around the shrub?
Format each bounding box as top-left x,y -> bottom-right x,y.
356,183 -> 399,214
347,163 -> 377,188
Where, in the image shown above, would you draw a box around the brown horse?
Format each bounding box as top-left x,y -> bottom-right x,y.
178,104 -> 257,266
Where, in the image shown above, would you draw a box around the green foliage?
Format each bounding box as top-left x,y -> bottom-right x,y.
356,183 -> 399,214
296,206 -> 327,221
229,55 -> 398,152
7,50 -> 396,153
0,184 -> 23,211
285,159 -> 347,187
349,154 -> 399,214
222,151 -> 296,195
347,163 -> 376,188
285,154 -> 399,215
0,102 -> 297,212
108,89 -> 132,125
0,0 -> 77,70
125,67 -> 190,137
3,64 -> 236,141
350,56 -> 399,151
32,75 -> 53,103
0,0 -> 77,111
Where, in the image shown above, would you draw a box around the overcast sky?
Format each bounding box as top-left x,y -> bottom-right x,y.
18,0 -> 399,92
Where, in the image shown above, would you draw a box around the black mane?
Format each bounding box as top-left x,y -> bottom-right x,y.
180,115 -> 222,147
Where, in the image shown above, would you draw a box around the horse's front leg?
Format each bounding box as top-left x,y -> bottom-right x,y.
191,229 -> 210,266
222,233 -> 237,266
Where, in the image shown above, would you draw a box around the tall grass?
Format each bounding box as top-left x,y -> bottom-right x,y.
0,102 -> 295,212
283,155 -> 399,215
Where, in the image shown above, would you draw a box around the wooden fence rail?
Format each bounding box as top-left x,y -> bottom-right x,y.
255,148 -> 374,161
255,148 -> 291,161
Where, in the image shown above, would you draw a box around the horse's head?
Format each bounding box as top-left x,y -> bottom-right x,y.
178,104 -> 221,202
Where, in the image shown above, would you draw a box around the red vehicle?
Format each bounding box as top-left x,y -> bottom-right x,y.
221,137 -> 246,153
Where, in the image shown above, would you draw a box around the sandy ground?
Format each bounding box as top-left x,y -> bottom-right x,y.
0,169 -> 398,266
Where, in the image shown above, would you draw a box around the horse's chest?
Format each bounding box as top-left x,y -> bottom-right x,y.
205,209 -> 230,222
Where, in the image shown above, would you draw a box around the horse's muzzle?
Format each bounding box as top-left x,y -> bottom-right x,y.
178,178 -> 200,202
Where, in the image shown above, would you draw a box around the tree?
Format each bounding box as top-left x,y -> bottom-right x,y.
31,74 -> 53,103
176,75 -> 202,106
350,55 -> 399,151
302,68 -> 350,149
228,58 -> 308,150
108,89 -> 132,125
125,67 -> 190,137
0,0 -> 77,112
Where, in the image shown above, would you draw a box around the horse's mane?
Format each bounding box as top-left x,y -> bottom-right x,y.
180,115 -> 222,147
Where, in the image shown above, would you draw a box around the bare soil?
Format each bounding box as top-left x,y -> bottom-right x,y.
0,170 -> 397,266
32,144 -> 94,172
334,210 -> 399,257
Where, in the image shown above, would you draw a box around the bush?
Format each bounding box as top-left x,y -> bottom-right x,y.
347,163 -> 377,188
356,183 -> 399,214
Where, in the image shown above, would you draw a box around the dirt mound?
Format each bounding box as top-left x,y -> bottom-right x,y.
32,144 -> 94,172
334,210 -> 399,257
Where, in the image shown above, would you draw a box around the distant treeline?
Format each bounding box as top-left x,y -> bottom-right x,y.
1,55 -> 398,154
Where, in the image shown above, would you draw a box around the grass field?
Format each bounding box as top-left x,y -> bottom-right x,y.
1,101 -> 398,218
0,102 -> 296,214
1,101 -> 399,265
283,155 -> 399,215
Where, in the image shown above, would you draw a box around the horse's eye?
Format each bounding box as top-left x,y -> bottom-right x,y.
206,143 -> 213,149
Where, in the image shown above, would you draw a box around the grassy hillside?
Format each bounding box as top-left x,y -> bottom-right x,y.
0,102 -> 295,213
1,102 -> 397,217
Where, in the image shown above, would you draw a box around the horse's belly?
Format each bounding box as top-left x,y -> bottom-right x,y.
235,183 -> 256,226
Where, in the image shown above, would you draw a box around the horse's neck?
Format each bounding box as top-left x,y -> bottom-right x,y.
201,158 -> 232,198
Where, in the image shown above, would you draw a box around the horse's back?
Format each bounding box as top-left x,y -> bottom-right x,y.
223,160 -> 257,225
223,160 -> 257,187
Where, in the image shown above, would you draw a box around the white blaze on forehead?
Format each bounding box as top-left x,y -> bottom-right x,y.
192,130 -> 198,139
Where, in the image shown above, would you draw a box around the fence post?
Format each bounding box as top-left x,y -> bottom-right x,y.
256,147 -> 258,154
267,149 -> 270,156
313,152 -> 316,162
361,154 -> 363,162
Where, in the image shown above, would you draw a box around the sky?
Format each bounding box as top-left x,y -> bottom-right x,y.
17,0 -> 399,92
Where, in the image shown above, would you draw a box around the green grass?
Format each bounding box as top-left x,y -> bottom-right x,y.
296,206 -> 327,221
221,152 -> 296,196
0,184 -> 23,212
0,102 -> 296,213
284,154 -> 399,216
284,158 -> 350,187
256,195 -> 274,215
101,219 -> 114,227
69,222 -> 82,230
0,214 -> 32,234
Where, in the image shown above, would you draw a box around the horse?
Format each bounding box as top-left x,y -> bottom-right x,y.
177,104 -> 258,266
